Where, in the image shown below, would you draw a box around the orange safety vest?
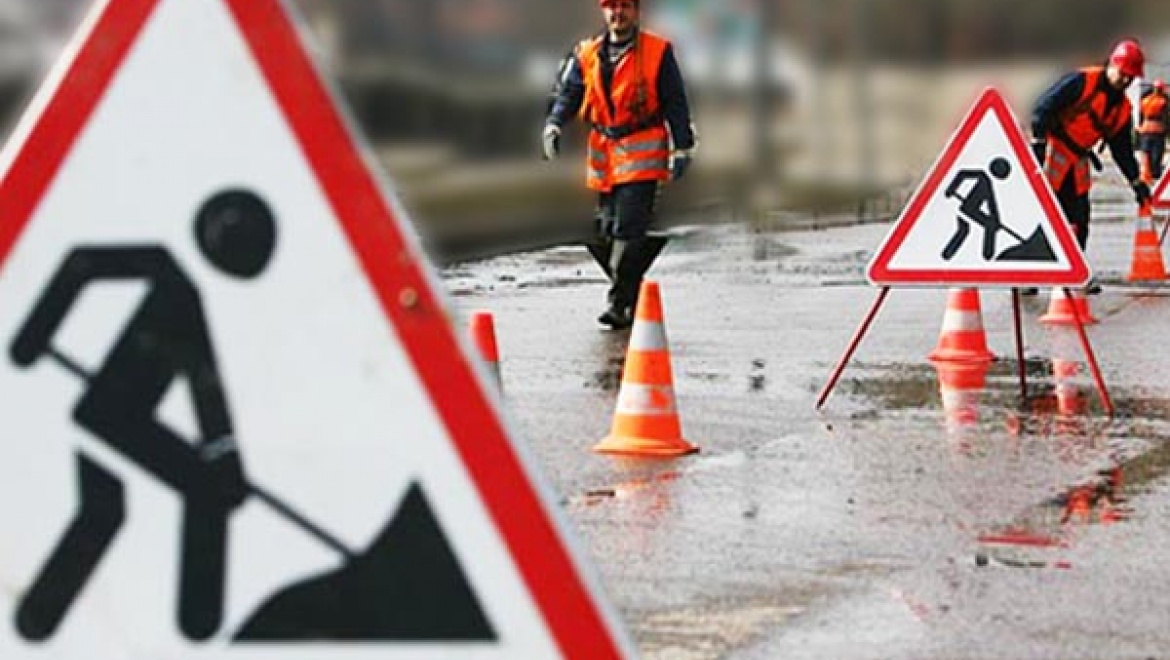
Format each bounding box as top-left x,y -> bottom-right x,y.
1042,67 -> 1132,195
576,30 -> 671,192
1138,91 -> 1168,135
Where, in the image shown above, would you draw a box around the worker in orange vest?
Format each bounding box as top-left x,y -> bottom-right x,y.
1030,39 -> 1150,294
1137,79 -> 1169,184
542,0 -> 696,329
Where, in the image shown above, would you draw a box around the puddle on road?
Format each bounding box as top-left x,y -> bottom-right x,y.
838,355 -> 1170,571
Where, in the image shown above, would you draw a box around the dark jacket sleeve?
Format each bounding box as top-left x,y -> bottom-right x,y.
657,44 -> 695,150
1031,71 -> 1084,139
546,49 -> 585,129
1107,118 -> 1141,183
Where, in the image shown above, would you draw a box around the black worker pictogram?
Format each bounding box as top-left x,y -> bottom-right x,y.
8,189 -> 493,643
942,157 -> 1056,263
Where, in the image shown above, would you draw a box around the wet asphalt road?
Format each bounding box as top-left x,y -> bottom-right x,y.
444,206 -> 1170,660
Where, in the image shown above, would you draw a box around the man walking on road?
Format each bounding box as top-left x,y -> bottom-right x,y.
1030,39 -> 1151,294
542,0 -> 696,328
1137,79 -> 1169,184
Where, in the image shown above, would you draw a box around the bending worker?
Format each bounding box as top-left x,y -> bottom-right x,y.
1030,39 -> 1151,294
542,0 -> 696,329
1137,79 -> 1168,184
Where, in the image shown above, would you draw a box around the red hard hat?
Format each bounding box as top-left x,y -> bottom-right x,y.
1109,39 -> 1145,78
1156,79 -> 1166,91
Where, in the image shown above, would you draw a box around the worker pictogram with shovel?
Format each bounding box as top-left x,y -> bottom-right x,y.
942,157 -> 1056,263
9,189 -> 492,643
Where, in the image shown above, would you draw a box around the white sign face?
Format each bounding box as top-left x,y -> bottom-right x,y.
0,0 -> 631,658
868,88 -> 1090,287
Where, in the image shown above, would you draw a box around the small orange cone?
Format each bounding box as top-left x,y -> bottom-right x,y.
928,288 -> 994,363
1126,203 -> 1167,281
594,280 -> 698,457
1039,287 -> 1098,326
468,310 -> 502,392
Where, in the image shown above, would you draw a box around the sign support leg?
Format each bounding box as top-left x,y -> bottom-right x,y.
1062,287 -> 1114,417
817,286 -> 890,410
1011,288 -> 1027,400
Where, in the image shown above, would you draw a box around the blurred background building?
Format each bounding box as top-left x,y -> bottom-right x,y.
0,0 -> 1167,261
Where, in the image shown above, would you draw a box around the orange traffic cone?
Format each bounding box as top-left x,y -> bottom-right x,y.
468,310 -> 502,392
1126,203 -> 1167,281
1039,287 -> 1098,326
928,288 -> 994,363
594,280 -> 698,457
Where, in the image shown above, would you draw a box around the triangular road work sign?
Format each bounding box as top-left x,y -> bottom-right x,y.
1153,168 -> 1170,210
868,87 -> 1090,287
0,0 -> 631,657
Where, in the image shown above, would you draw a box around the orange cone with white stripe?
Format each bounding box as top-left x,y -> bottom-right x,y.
594,280 -> 698,457
1126,203 -> 1167,281
1039,287 -> 1098,326
468,310 -> 502,392
928,288 -> 994,363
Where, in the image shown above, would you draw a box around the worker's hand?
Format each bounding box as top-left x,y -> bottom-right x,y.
670,150 -> 692,181
202,436 -> 250,508
1086,150 -> 1103,172
541,124 -> 561,161
1030,140 -> 1047,165
1133,180 -> 1152,207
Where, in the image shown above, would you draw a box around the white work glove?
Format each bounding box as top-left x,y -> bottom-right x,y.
541,124 -> 561,161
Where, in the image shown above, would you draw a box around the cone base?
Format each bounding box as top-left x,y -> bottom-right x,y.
1039,312 -> 1099,326
592,434 -> 699,458
1126,271 -> 1167,282
928,349 -> 994,363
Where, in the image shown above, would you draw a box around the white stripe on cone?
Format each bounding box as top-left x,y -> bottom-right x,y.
615,383 -> 677,415
629,320 -> 668,351
940,310 -> 984,333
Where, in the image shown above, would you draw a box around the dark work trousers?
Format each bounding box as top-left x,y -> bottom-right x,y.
591,180 -> 663,312
1138,133 -> 1166,181
1054,173 -> 1091,250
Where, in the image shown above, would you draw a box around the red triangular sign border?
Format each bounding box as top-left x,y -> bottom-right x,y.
1153,168 -> 1170,210
867,87 -> 1090,286
0,0 -> 629,657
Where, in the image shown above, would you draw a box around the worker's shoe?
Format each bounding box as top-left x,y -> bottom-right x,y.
598,304 -> 633,329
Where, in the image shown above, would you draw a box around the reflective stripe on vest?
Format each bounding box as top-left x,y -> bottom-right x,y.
1043,140 -> 1092,196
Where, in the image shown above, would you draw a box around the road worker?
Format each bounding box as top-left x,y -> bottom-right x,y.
1137,78 -> 1168,184
542,0 -> 696,328
1030,39 -> 1151,294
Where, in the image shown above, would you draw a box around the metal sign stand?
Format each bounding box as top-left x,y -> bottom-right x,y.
816,286 -> 1114,417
